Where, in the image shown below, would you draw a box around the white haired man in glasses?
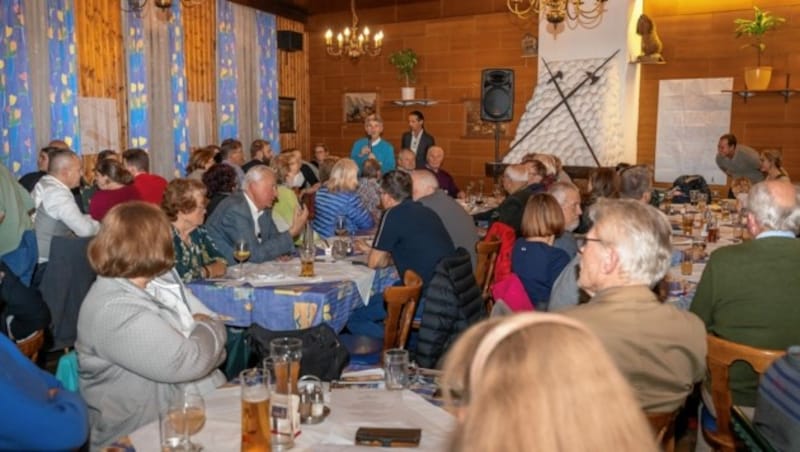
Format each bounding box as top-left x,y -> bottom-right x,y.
562,199 -> 706,413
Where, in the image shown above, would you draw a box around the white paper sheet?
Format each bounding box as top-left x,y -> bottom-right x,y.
654,78 -> 733,185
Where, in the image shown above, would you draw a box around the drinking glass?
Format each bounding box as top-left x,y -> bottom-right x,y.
269,338 -> 302,450
334,215 -> 348,237
383,348 -> 409,390
689,189 -> 700,205
163,390 -> 205,451
680,251 -> 693,276
241,368 -> 272,452
234,240 -> 251,279
299,247 -> 315,277
332,239 -> 348,261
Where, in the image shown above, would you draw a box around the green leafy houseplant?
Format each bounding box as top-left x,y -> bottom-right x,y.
734,6 -> 785,67
388,48 -> 418,87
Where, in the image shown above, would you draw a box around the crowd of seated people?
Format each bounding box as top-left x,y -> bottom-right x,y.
3,126 -> 799,451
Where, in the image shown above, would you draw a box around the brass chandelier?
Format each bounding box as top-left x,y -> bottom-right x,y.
324,0 -> 384,60
122,0 -> 204,16
507,0 -> 608,25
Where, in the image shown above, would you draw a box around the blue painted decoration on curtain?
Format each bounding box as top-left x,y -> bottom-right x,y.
122,1 -> 149,150
256,11 -> 280,152
216,0 -> 238,141
47,0 -> 81,153
168,1 -> 190,177
0,0 -> 37,176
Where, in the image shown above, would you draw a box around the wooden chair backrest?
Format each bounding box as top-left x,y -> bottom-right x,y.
646,409 -> 679,452
704,335 -> 785,452
474,237 -> 501,311
382,270 -> 423,355
15,329 -> 45,363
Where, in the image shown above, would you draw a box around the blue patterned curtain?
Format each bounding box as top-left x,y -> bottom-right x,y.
169,2 -> 190,176
46,0 -> 80,153
0,0 -> 36,176
122,1 -> 149,150
216,0 -> 238,140
256,11 -> 280,152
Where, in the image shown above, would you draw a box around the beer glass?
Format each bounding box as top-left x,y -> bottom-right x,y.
384,348 -> 409,390
269,338 -> 302,450
240,368 -> 271,452
161,389 -> 205,451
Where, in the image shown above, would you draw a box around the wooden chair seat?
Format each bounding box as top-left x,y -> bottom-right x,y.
703,335 -> 785,452
474,237 -> 501,312
382,270 -> 423,357
646,409 -> 679,452
15,329 -> 45,362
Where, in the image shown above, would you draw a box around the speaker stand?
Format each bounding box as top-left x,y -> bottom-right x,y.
484,122 -> 506,183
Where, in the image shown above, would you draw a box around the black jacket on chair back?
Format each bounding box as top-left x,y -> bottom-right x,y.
416,248 -> 487,368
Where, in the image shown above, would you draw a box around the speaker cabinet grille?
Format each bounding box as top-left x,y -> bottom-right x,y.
480,69 -> 514,122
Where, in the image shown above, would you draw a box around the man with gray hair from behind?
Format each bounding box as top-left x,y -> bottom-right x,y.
562,198 -> 706,413
690,180 -> 800,433
619,164 -> 653,203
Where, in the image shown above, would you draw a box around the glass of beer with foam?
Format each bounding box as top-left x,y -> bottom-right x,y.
240,368 -> 271,452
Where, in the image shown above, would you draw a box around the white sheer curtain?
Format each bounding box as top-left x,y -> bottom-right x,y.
24,0 -> 51,151
232,2 -> 259,149
143,5 -> 175,178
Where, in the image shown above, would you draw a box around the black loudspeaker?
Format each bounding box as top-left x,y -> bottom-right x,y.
277,30 -> 303,52
480,69 -> 514,122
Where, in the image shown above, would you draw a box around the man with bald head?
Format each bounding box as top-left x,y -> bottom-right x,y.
397,149 -> 416,173
425,146 -> 462,198
412,170 -> 478,269
32,149 -> 99,263
206,166 -> 308,263
691,179 -> 800,409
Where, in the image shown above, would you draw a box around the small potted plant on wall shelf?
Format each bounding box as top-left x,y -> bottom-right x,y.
734,6 -> 786,90
389,48 -> 418,100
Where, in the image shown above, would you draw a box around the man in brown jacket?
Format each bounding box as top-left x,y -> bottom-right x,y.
562,198 -> 706,413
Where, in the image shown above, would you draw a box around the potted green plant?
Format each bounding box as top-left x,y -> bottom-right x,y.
734,6 -> 786,90
388,48 -> 418,100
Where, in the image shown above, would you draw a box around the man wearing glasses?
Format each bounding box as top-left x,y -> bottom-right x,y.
562,199 -> 706,413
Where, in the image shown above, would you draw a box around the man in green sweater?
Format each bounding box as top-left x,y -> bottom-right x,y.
691,180 -> 800,410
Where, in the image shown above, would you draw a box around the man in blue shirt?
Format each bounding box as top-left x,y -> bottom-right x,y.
350,171 -> 454,338
350,116 -> 395,174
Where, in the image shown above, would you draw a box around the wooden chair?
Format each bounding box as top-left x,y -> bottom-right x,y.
15,329 -> 45,362
382,270 -> 423,355
646,409 -> 679,452
474,237 -> 501,312
703,335 -> 785,452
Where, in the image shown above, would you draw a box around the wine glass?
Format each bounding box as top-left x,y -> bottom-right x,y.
334,215 -> 348,237
233,239 -> 250,279
168,390 -> 206,451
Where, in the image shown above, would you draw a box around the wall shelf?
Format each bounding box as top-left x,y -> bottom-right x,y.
389,99 -> 439,107
721,89 -> 798,103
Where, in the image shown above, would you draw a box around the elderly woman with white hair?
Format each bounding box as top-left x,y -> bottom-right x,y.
313,158 -> 375,238
491,163 -> 535,236
562,198 -> 707,414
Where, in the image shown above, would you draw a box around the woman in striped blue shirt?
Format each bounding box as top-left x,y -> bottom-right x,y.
313,158 -> 375,238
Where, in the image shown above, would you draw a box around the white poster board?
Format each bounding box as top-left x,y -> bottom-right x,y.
78,97 -> 120,154
654,78 -> 733,185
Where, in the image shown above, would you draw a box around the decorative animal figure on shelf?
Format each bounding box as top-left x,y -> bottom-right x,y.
636,14 -> 665,63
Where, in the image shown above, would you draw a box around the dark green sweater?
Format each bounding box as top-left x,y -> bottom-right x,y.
690,236 -> 800,406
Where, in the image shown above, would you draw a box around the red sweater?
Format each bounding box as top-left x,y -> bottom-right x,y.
89,185 -> 141,221
133,173 -> 168,205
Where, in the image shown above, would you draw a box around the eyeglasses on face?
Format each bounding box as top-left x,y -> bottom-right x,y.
575,234 -> 606,250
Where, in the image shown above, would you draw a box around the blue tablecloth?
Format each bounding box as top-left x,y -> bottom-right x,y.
188,266 -> 399,332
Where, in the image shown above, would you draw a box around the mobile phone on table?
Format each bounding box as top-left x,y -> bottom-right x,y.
355,427 -> 421,447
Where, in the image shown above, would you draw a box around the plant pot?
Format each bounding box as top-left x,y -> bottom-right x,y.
400,87 -> 416,101
744,66 -> 772,90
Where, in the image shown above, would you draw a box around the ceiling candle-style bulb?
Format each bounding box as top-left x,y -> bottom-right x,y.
337,33 -> 343,48
363,26 -> 370,36
325,29 -> 333,45
343,27 -> 350,37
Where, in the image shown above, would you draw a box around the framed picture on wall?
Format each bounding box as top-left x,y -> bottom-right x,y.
344,92 -> 378,123
463,99 -> 508,138
279,97 -> 296,133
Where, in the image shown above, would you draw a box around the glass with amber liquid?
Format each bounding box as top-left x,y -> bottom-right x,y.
299,225 -> 315,277
240,368 -> 271,452
681,213 -> 693,235
234,240 -> 251,279
680,251 -> 693,276
269,338 -> 302,451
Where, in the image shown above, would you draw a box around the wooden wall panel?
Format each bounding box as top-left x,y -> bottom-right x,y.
75,0 -> 127,154
640,1 -> 800,181
277,17 -> 310,155
306,8 -> 537,190
184,3 -> 216,103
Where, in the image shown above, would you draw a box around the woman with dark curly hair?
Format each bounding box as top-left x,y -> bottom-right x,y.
202,163 -> 238,219
162,179 -> 227,282
89,159 -> 140,221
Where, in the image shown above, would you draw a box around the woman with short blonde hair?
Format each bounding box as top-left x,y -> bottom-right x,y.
312,158 -> 374,237
759,148 -> 790,181
77,202 -> 227,450
442,313 -> 658,452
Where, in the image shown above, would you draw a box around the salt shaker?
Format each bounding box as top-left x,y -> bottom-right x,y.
311,385 -> 325,418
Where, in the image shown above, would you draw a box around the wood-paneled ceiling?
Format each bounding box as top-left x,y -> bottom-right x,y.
231,0 -> 431,23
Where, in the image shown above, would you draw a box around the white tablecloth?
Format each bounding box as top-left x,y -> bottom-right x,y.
130,386 -> 454,451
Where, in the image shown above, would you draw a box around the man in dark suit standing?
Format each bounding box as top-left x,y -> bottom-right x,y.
400,110 -> 435,169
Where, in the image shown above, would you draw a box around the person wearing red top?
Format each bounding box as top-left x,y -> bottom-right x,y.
89,159 -> 141,221
122,148 -> 167,204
